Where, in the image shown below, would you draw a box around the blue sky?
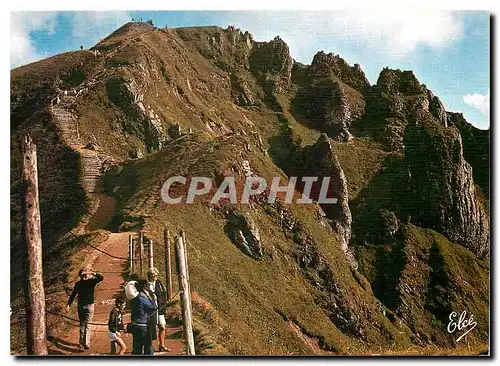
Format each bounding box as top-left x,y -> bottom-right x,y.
11,11 -> 490,129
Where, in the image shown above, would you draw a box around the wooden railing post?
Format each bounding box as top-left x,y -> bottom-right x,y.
164,228 -> 173,300
139,232 -> 144,277
180,229 -> 191,302
180,230 -> 189,281
20,135 -> 48,355
148,239 -> 154,269
129,234 -> 134,273
175,236 -> 195,355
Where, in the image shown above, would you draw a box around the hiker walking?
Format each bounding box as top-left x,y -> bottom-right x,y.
128,279 -> 157,355
147,267 -> 171,352
66,268 -> 104,349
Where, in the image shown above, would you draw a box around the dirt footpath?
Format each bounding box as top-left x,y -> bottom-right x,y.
47,232 -> 185,356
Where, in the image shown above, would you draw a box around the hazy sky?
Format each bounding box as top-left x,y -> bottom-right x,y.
11,11 -> 490,129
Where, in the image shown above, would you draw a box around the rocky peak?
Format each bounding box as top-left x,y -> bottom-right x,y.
360,68 -> 450,151
310,51 -> 370,91
404,119 -> 489,258
249,36 -> 293,87
225,25 -> 253,48
103,21 -> 154,42
376,68 -> 424,95
295,79 -> 354,142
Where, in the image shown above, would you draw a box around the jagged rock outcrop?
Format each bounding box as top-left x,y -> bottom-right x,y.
404,118 -> 489,258
226,209 -> 263,259
447,112 -> 490,197
426,88 -> 447,127
360,68 -> 449,150
377,209 -> 400,239
293,78 -> 366,141
177,26 -> 254,72
249,36 -> 293,91
305,134 -> 356,267
106,77 -> 165,152
230,73 -> 255,106
304,80 -> 352,141
377,68 -> 423,95
310,51 -> 370,91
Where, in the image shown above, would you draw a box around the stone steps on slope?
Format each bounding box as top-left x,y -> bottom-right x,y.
49,104 -> 104,195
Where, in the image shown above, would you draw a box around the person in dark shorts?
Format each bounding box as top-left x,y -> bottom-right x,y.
108,297 -> 127,355
66,268 -> 104,349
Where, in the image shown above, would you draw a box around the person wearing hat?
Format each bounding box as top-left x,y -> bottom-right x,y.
125,274 -> 140,301
66,267 -> 104,349
129,279 -> 157,355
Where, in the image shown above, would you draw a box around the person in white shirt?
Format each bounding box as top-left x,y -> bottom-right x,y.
147,268 -> 171,352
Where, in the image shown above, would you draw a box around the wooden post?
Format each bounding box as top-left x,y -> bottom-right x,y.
133,236 -> 136,273
139,232 -> 144,277
164,228 -> 173,300
20,135 -> 48,355
180,230 -> 189,281
175,236 -> 195,355
128,234 -> 134,273
148,239 -> 154,269
180,230 -> 191,303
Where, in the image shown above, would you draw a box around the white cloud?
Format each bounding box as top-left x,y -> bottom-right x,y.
11,12 -> 58,68
71,11 -> 131,42
229,11 -> 463,61
463,92 -> 490,116
331,10 -> 463,56
10,11 -> 131,69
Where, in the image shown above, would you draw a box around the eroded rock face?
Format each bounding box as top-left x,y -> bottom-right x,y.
447,112 -> 489,197
294,76 -> 367,141
305,134 -> 355,267
310,51 -> 370,91
362,68 -> 449,150
426,89 -> 447,127
377,68 -> 423,95
226,209 -> 263,259
404,119 -> 490,258
249,36 -> 293,90
106,77 -> 165,152
230,74 -> 255,106
300,81 -> 353,141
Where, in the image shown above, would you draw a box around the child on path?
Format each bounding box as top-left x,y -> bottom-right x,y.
108,297 -> 127,355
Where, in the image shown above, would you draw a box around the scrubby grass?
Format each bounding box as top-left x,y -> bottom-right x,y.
333,139 -> 396,200
356,224 -> 489,348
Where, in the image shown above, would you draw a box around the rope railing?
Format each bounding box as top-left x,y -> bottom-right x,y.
48,291 -> 181,327
66,231 -> 129,260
